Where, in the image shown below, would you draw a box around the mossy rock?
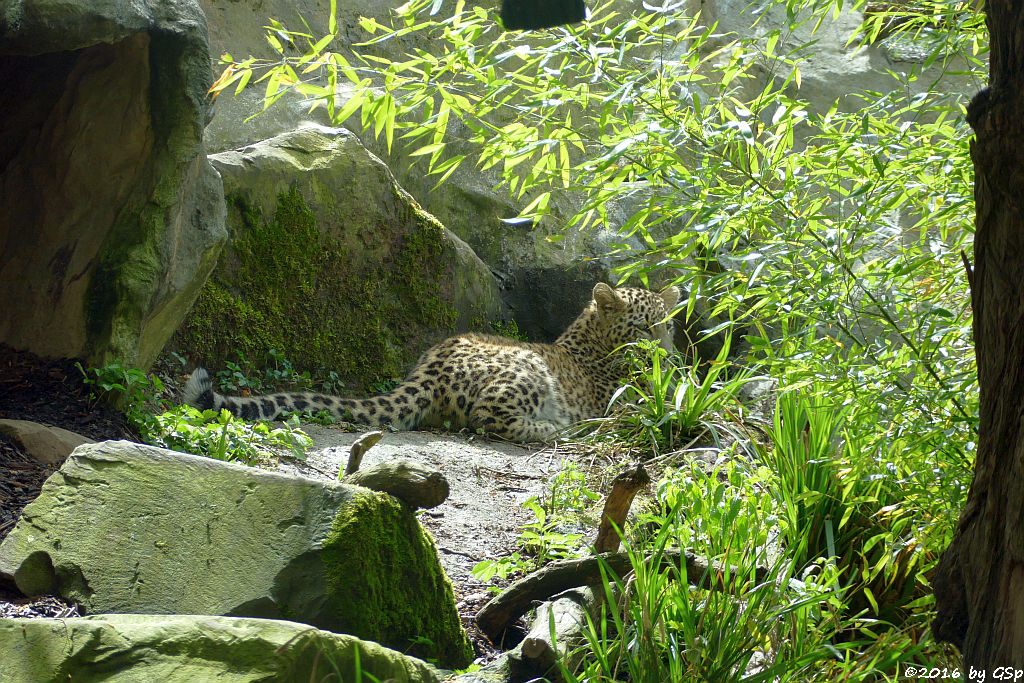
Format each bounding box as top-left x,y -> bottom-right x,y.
0,614 -> 440,682
174,125 -> 503,391
0,441 -> 472,668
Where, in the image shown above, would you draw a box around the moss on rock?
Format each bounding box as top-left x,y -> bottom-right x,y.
322,488 -> 473,667
177,182 -> 462,391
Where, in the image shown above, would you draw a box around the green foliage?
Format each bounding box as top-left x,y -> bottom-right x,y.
77,361 -> 167,437
473,468 -> 598,585
79,361 -> 312,466
602,338 -> 755,453
489,318 -> 527,341
213,349 -> 338,395
560,505 -> 844,682
147,406 -> 311,466
761,390 -> 926,631
214,0 -> 984,675
549,461 -> 601,512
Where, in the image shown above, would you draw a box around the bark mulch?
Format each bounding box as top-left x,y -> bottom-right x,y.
0,344 -> 131,617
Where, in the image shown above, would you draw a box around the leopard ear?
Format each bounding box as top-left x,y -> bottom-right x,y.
660,286 -> 680,310
593,283 -> 625,313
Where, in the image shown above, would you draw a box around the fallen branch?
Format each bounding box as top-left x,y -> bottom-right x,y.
477,548 -> 794,641
593,462 -> 649,553
508,587 -> 601,679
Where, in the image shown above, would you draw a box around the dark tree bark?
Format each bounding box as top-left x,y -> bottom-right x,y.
931,1 -> 1024,667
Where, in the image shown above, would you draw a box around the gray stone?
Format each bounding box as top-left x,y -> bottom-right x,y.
176,125 -> 505,392
0,440 -> 473,667
0,0 -> 227,369
0,419 -> 93,465
199,0 -> 621,338
0,614 -> 440,683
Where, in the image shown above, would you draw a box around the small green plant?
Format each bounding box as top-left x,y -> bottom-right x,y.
472,494 -> 587,585
518,496 -> 586,562
77,361 -> 167,436
148,406 -> 311,466
548,461 -> 601,513
471,552 -> 535,584
317,369 -> 345,394
216,352 -> 263,394
265,348 -> 313,390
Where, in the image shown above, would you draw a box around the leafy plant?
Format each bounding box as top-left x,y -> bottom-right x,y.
79,361 -> 312,465
761,389 -> 927,632
215,352 -> 264,394
472,494 -> 587,584
77,361 -> 168,436
549,461 -> 601,513
148,406 -> 311,466
600,338 -> 754,453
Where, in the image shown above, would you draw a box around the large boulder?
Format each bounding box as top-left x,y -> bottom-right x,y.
175,125 -> 505,390
0,0 -> 227,369
199,0 -> 623,340
0,614 -> 440,682
0,440 -> 473,667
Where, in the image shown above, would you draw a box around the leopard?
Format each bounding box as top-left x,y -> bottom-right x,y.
183,283 -> 680,443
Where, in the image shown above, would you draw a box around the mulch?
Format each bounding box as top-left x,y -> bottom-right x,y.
0,344 -> 132,618
0,344 -> 136,544
0,344 -> 135,441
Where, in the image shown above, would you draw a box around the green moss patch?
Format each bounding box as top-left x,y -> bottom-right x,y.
176,186 -> 459,391
321,489 -> 473,668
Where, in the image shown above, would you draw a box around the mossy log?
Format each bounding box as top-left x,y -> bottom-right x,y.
476,549 -> 797,641
344,459 -> 450,510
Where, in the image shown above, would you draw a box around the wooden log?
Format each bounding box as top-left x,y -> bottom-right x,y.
343,430 -> 383,475
344,459 -> 450,509
593,462 -> 650,553
476,548 -> 794,641
509,587 -> 601,679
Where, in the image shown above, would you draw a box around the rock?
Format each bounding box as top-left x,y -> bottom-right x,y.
0,0 -> 227,369
688,0 -> 977,112
199,0 -> 623,339
345,459 -> 451,510
0,614 -> 440,683
175,125 -> 504,392
0,440 -> 473,667
0,419 -> 93,465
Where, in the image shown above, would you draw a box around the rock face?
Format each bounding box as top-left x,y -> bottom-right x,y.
0,614 -> 440,683
176,125 -> 504,391
0,0 -> 227,369
0,440 -> 473,667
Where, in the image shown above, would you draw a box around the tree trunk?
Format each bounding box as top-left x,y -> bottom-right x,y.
931,1 -> 1024,667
